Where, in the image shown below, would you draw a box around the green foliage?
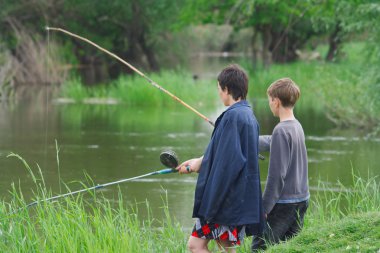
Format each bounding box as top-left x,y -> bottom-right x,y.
266,172 -> 380,252
1,1 -> 379,131
60,42 -> 379,130
0,0 -> 186,73
60,70 -> 217,107
180,0 -> 317,28
266,212 -> 380,252
179,0 -> 324,64
1,153 -> 379,252
341,1 -> 380,116
0,153 -> 187,252
243,42 -> 379,130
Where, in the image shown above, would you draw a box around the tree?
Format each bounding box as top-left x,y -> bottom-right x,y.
311,0 -> 347,62
0,0 -> 185,84
341,0 -> 380,118
180,0 -> 321,67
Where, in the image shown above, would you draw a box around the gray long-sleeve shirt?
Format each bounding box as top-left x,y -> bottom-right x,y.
262,120 -> 309,214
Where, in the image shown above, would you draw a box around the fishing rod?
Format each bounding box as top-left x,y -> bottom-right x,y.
46,27 -> 264,160
46,27 -> 214,127
22,150 -> 180,209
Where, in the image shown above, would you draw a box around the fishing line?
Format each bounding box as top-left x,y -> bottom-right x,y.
45,27 -> 215,127
11,150 -> 179,212
45,27 -> 264,160
43,25 -> 50,184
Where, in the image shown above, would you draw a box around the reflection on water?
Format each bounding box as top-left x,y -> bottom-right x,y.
0,98 -> 379,229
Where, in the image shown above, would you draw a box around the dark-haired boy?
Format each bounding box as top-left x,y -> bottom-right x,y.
252,78 -> 309,251
178,64 -> 265,253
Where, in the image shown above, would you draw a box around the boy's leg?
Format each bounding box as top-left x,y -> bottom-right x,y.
216,239 -> 237,253
265,204 -> 298,243
284,200 -> 309,239
252,203 -> 298,252
188,236 -> 210,253
251,234 -> 266,251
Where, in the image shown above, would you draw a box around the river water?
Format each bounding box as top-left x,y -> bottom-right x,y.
0,92 -> 379,230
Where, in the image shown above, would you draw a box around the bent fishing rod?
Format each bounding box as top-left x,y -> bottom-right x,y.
46,27 -> 214,127
46,27 -> 264,160
21,150 -> 180,210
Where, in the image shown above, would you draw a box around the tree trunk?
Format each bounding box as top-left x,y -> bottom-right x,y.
270,28 -> 302,63
71,40 -> 99,85
138,34 -> 159,71
326,23 -> 342,62
251,27 -> 259,71
260,24 -> 272,69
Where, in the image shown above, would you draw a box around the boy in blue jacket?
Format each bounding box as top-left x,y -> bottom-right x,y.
178,64 -> 264,253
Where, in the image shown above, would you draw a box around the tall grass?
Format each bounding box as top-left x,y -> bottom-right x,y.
60,42 -> 379,131
1,153 -> 187,253
265,172 -> 380,252
311,172 -> 380,222
246,43 -> 379,129
60,71 -> 217,107
2,152 -> 379,252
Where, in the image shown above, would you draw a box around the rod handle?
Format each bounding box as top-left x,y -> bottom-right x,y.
157,168 -> 178,174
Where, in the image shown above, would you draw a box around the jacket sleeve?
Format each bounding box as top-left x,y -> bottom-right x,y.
262,131 -> 290,214
199,117 -> 247,220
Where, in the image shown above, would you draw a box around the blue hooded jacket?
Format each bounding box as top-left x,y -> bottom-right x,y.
193,100 -> 264,234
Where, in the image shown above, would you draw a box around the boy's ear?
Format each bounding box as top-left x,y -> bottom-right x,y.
274,97 -> 281,107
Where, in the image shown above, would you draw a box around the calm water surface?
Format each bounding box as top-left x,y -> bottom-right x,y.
0,96 -> 379,230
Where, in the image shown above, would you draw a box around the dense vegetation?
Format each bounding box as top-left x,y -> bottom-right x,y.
0,0 -> 379,130
1,154 -> 379,252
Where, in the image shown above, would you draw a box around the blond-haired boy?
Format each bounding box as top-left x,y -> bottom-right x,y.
252,78 -> 309,251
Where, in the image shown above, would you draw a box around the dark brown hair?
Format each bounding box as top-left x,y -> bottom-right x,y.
217,64 -> 248,100
267,78 -> 300,107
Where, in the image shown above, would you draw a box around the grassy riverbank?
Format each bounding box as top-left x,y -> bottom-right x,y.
266,212 -> 380,252
60,43 -> 379,131
60,71 -> 217,107
1,154 -> 379,252
248,43 -> 379,130
263,174 -> 380,253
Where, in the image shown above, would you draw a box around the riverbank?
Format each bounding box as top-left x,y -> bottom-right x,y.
1,154 -> 379,252
266,212 -> 380,252
58,42 -> 379,132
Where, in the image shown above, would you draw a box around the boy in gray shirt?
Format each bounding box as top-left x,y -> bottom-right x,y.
252,78 -> 309,251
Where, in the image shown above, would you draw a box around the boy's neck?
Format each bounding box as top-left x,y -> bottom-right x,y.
226,97 -> 241,106
278,107 -> 295,122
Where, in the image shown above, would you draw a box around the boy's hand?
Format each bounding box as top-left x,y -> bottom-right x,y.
176,157 -> 203,174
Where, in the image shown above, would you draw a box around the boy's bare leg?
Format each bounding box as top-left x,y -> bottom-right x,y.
216,240 -> 237,253
188,236 -> 210,253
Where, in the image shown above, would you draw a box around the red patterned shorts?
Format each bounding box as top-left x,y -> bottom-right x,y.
191,218 -> 246,245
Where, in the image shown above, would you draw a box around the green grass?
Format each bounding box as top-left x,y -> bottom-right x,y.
1,153 -> 379,252
60,42 -> 379,131
262,173 -> 380,252
60,70 -> 217,107
266,212 -> 380,253
246,42 -> 379,130
1,153 -> 187,253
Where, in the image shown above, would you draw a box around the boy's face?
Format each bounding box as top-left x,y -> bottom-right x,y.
218,82 -> 230,106
268,95 -> 280,117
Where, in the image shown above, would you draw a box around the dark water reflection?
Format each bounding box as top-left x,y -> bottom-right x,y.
0,98 -> 379,229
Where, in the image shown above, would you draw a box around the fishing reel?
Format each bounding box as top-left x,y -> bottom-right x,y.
159,150 -> 179,169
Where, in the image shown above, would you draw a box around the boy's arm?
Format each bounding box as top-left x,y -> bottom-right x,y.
259,135 -> 271,152
262,131 -> 290,214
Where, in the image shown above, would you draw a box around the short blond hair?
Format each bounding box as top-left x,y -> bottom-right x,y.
267,78 -> 300,107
